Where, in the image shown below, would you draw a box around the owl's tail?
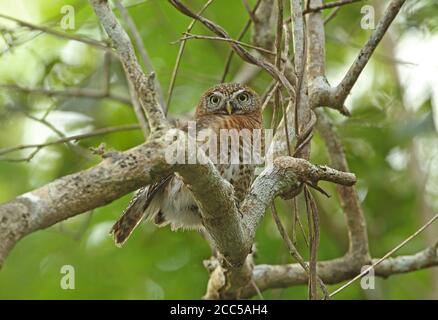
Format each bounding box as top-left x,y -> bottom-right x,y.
110,175 -> 171,247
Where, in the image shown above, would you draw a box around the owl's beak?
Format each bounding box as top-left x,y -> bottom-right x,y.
226,101 -> 233,115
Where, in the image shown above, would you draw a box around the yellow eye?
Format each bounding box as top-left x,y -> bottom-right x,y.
237,92 -> 249,102
209,95 -> 220,105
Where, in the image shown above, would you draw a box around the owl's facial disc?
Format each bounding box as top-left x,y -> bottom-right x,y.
202,86 -> 259,115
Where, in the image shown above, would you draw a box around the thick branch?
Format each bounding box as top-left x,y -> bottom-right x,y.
0,121 -> 355,276
176,161 -> 246,267
290,0 -> 305,74
1,0 -> 431,303
243,157 -> 355,241
203,156 -> 356,298
0,134 -> 173,267
306,0 -> 326,82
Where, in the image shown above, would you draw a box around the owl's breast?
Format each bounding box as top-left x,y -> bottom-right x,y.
217,162 -> 255,203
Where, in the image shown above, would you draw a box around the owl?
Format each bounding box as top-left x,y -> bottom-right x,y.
111,83 -> 263,246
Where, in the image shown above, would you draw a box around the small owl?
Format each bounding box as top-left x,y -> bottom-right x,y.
111,83 -> 263,246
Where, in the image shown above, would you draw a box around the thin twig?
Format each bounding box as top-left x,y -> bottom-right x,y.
328,32 -> 425,68
169,0 -> 296,98
282,99 -> 293,156
0,84 -> 131,105
15,104 -> 90,160
330,0 -> 407,109
304,187 -> 318,300
330,213 -> 438,297
0,13 -> 109,50
324,7 -> 342,24
165,0 -> 215,113
0,124 -> 140,157
251,279 -> 265,300
292,196 -> 310,247
262,81 -> 280,112
278,20 -> 293,155
127,81 -> 149,138
113,0 -> 150,134
273,0 -> 284,138
242,0 -> 258,23
114,0 -> 165,107
316,110 -> 370,258
303,0 -> 362,14
90,0 -> 167,132
176,33 -> 276,56
270,89 -> 280,133
1,147 -> 42,162
294,110 -> 317,154
221,0 -> 262,82
292,197 -> 298,244
102,51 -> 112,94
271,202 -> 330,299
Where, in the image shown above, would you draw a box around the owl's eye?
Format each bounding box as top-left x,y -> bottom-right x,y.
237,92 -> 249,103
209,95 -> 221,105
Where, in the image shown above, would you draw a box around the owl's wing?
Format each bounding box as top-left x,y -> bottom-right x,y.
110,175 -> 172,247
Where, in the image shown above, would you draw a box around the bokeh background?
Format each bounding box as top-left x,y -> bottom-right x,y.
0,0 -> 437,299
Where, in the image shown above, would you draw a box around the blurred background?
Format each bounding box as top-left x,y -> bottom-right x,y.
0,0 -> 437,299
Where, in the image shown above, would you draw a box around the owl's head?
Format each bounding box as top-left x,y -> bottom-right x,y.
196,83 -> 261,117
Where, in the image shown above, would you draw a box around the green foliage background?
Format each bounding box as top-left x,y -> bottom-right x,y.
0,0 -> 437,299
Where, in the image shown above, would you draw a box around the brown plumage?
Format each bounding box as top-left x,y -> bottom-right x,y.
111,83 -> 263,246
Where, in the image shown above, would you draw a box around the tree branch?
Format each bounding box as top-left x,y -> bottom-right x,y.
0,84 -> 131,106
114,0 -> 165,107
306,0 -> 326,82
317,110 -> 370,260
330,213 -> 438,297
176,33 -> 276,56
0,134 -> 173,267
241,212 -> 438,298
203,156 -> 355,299
2,0 -> 430,301
311,0 -> 406,113
0,126 -> 356,294
168,0 -> 296,98
241,243 -> 438,298
220,0 -> 262,83
0,13 -> 109,50
335,0 -> 406,104
0,124 -> 141,158
89,0 -> 167,132
303,0 -> 362,14
166,0 -> 215,112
